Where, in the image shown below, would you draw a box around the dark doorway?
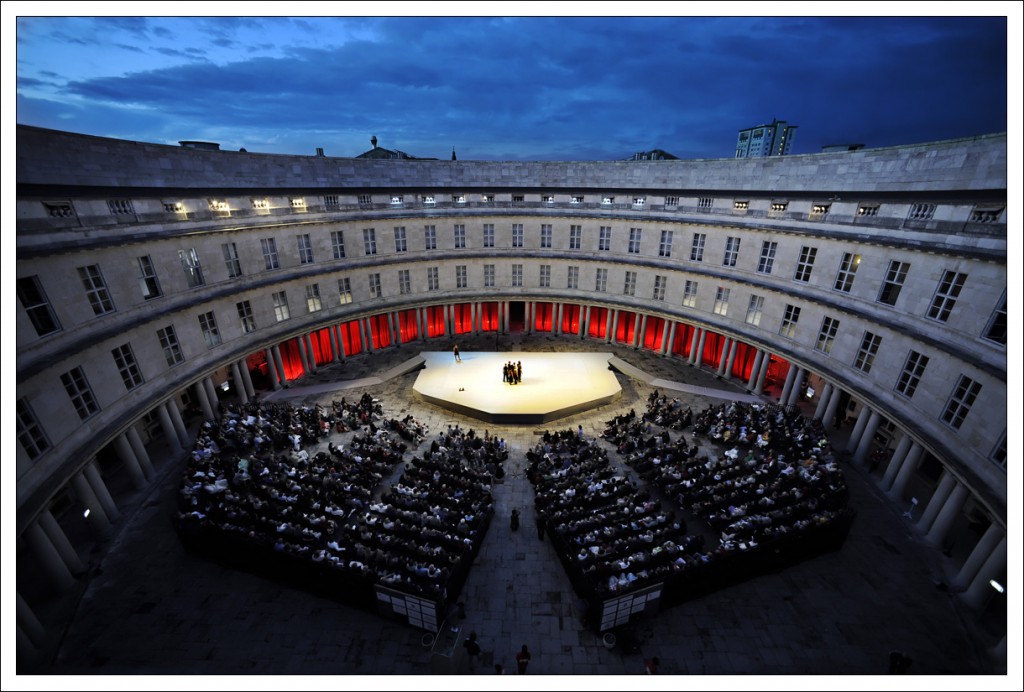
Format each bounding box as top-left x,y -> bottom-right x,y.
509,301 -> 526,332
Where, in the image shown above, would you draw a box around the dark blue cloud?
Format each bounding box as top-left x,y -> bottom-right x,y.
16,16 -> 1009,160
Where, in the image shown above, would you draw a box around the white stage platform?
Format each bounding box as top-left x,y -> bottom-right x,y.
412,352 -> 622,424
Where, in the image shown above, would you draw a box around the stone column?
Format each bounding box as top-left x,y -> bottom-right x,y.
888,442 -> 923,502
786,367 -> 806,408
605,309 -> 614,343
127,426 -> 154,478
663,321 -> 676,356
265,347 -> 281,389
780,362 -> 798,403
955,524 -> 1004,590
37,507 -> 84,574
24,521 -> 75,589
746,350 -> 763,390
297,334 -> 311,374
635,314 -> 646,348
114,433 -> 147,489
193,380 -> 214,421
240,359 -> 256,397
882,433 -> 914,491
822,386 -> 844,430
813,382 -> 833,421
17,592 -> 46,647
167,398 -> 191,448
85,461 -> 119,522
156,403 -> 184,456
231,362 -> 249,405
72,472 -> 112,534
364,318 -> 376,352
308,333 -> 320,369
418,309 -> 428,342
853,410 -> 883,464
329,325 -> 341,361
202,377 -> 220,415
846,406 -> 872,454
715,337 -> 731,376
960,536 -> 1007,611
271,345 -> 286,385
925,481 -> 969,547
754,351 -> 771,394
611,310 -> 620,344
723,340 -> 738,381
389,311 -> 399,345
688,328 -> 701,365
555,303 -> 564,336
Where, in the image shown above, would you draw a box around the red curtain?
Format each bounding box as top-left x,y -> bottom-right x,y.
588,307 -> 608,338
672,323 -> 695,357
481,302 -> 500,331
642,316 -> 664,351
702,331 -> 723,368
338,320 -> 362,356
310,328 -> 334,365
398,309 -> 419,343
767,357 -> 791,390
426,306 -> 446,337
454,303 -> 472,334
279,338 -> 305,380
615,312 -> 636,344
561,304 -> 581,335
369,315 -> 391,349
534,302 -> 553,332
732,342 -> 757,380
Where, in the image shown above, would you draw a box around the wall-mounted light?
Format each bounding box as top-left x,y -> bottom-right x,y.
83,509 -> 91,518
990,579 -> 1005,594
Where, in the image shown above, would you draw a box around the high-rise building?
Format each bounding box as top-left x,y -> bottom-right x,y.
735,118 -> 798,157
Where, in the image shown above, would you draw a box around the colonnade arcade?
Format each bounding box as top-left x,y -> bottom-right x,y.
16,297 -> 1007,658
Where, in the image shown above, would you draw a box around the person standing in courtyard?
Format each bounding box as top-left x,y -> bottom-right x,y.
516,644 -> 532,674
453,343 -> 461,363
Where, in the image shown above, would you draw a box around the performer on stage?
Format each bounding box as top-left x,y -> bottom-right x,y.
453,343 -> 461,363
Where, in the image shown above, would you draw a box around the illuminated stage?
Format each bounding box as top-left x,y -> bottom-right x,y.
412,352 -> 622,424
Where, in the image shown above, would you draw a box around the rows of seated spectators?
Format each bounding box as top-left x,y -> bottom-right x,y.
174,397 -> 492,607
613,400 -> 853,586
527,429 -> 693,598
349,425 -> 497,599
644,390 -> 694,430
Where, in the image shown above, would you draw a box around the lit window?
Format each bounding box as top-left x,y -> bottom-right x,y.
779,305 -> 800,339
833,253 -> 861,293
272,291 -> 290,321
307,283 -> 323,311
682,280 -> 697,308
815,316 -> 840,354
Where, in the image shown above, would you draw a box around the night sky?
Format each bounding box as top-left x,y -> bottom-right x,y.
11,10 -> 1014,161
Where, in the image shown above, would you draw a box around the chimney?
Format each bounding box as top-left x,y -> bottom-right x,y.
371,135 -> 378,149
316,147 -> 325,157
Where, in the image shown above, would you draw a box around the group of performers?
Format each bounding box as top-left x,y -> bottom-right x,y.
503,360 -> 523,385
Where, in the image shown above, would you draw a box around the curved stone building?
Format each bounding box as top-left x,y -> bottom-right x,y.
15,125 -> 1007,669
